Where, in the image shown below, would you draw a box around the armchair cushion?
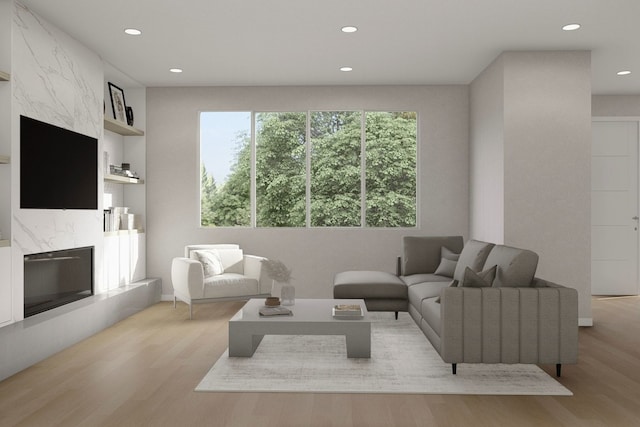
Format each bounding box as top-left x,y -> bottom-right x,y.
203,274 -> 259,298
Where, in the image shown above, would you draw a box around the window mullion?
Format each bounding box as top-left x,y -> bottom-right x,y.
251,111 -> 256,227
306,111 -> 312,228
360,111 -> 366,228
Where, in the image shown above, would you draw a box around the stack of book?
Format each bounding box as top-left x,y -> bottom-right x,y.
259,306 -> 292,316
332,304 -> 363,319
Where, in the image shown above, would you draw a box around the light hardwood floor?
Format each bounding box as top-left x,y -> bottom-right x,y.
0,297 -> 639,427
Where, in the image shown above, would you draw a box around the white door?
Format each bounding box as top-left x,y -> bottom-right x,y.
591,121 -> 639,295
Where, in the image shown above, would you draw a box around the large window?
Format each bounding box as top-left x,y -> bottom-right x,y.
200,111 -> 417,228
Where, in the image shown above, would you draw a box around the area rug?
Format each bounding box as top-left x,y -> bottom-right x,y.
196,313 -> 572,395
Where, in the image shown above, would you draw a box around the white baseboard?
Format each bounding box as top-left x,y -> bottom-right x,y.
579,317 -> 593,327
161,294 -> 174,302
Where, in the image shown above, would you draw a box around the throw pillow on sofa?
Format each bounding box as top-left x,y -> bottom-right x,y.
452,240 -> 495,283
433,247 -> 460,277
461,265 -> 497,287
193,250 -> 224,278
482,245 -> 538,287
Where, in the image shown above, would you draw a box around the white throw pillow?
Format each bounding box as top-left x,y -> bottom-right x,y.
193,250 -> 224,278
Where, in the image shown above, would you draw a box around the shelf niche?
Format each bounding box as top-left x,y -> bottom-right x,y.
104,117 -> 144,136
0,155 -> 9,164
0,70 -> 9,81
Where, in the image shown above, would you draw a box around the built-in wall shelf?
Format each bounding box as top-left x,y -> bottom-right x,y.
0,155 -> 9,164
0,240 -> 9,248
104,174 -> 144,184
0,70 -> 9,81
104,117 -> 144,136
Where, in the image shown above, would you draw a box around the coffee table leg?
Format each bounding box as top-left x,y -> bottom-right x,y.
345,329 -> 371,358
229,332 -> 264,357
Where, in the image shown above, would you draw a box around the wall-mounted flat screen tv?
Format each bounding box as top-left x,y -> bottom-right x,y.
20,115 -> 98,210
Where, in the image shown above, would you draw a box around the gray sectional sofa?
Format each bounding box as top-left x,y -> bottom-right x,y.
334,236 -> 579,376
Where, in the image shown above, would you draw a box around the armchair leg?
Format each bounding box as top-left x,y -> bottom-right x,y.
556,364 -> 562,377
452,364 -> 457,375
173,295 -> 176,309
395,311 -> 398,320
189,304 -> 193,320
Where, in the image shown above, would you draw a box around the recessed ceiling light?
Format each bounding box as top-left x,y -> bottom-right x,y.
124,28 -> 142,36
562,23 -> 581,31
341,26 -> 358,33
340,67 -> 353,72
617,70 -> 631,76
169,68 -> 183,73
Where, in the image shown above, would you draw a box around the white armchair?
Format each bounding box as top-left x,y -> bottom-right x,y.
171,244 -> 271,319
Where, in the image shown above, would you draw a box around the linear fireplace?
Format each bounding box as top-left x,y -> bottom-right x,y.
24,246 -> 94,318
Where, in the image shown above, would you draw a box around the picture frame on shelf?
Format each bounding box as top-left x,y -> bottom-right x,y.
108,82 -> 127,123
126,106 -> 134,126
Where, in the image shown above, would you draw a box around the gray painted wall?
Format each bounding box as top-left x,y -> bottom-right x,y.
592,95 -> 640,116
469,55 -> 505,243
145,85 -> 469,298
470,51 -> 592,322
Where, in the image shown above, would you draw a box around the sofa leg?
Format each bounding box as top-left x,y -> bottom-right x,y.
452,364 -> 457,375
395,311 -> 398,320
556,364 -> 562,377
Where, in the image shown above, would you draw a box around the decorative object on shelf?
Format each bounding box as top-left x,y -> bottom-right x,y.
108,82 -> 127,123
109,163 -> 139,179
261,259 -> 295,305
126,106 -> 134,126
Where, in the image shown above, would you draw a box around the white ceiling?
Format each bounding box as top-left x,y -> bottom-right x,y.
18,0 -> 640,94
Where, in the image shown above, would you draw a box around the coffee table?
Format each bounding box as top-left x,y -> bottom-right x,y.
228,298 -> 371,358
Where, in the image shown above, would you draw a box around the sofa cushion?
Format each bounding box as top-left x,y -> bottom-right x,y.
402,236 -> 464,275
461,265 -> 497,288
482,245 -> 538,287
333,271 -> 407,300
192,249 -> 224,278
452,240 -> 495,283
408,281 -> 451,309
401,273 -> 451,287
421,297 -> 442,336
203,273 -> 259,298
435,280 -> 459,303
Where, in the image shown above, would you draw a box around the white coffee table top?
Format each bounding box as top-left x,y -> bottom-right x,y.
231,298 -> 369,323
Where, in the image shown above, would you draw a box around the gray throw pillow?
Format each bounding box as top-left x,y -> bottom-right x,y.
434,246 -> 460,277
434,257 -> 457,277
442,246 -> 460,261
461,265 -> 497,288
452,240 -> 495,283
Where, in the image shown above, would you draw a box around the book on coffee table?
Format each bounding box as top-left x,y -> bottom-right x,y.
259,306 -> 292,316
332,304 -> 363,319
